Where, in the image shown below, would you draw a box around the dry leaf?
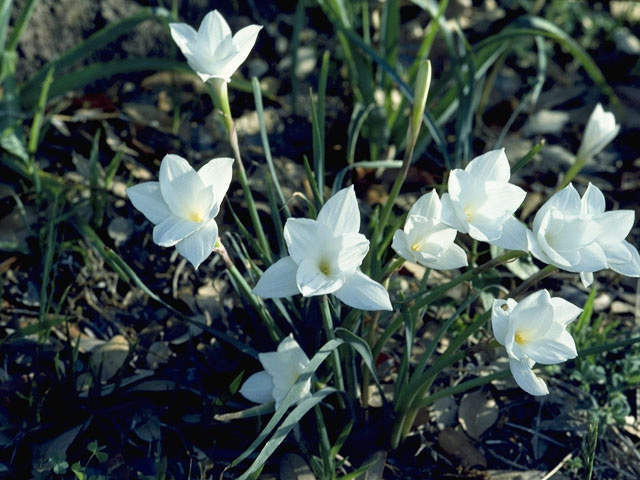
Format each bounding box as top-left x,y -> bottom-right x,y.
429,396 -> 458,430
438,427 -> 487,469
90,334 -> 130,382
356,450 -> 386,480
280,453 -> 316,480
458,390 -> 499,440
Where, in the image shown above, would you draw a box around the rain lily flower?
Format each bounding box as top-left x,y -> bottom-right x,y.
391,190 -> 468,269
576,103 -> 620,162
253,186 -> 392,311
169,10 -> 262,83
526,183 -> 607,282
126,154 -> 233,269
492,290 -> 580,396
440,149 -> 528,251
578,183 -> 640,286
239,334 -> 311,409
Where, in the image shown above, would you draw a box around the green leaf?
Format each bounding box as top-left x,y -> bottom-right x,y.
236,389 -> 337,480
230,339 -> 344,471
335,327 -> 382,390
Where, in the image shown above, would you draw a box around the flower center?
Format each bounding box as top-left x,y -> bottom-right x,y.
410,241 -> 422,252
464,206 -> 473,222
319,260 -> 331,276
514,331 -> 527,345
188,210 -> 205,223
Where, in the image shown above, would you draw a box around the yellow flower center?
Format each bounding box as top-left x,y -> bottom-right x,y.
319,260 -> 331,276
410,242 -> 422,252
464,206 -> 473,222
514,331 -> 527,345
188,211 -> 205,223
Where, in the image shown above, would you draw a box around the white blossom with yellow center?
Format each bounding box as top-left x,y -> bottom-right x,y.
126,154 -> 233,269
440,149 -> 528,250
253,186 -> 392,311
391,190 -> 468,270
491,290 -> 580,396
239,334 -> 311,409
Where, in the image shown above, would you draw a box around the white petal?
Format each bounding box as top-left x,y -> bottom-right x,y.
526,229 -> 553,265
197,157 -> 234,205
538,184 -> 582,224
391,229 -> 416,263
284,218 -> 331,265
226,24 -> 263,76
596,210 -> 634,245
333,270 -> 392,311
175,219 -> 218,269
568,242 -> 607,273
509,358 -> 549,396
239,371 -> 274,404
467,218 -> 503,243
316,185 -> 361,236
126,182 -> 171,224
159,154 -> 210,219
580,271 -> 594,288
199,10 -> 232,54
407,190 -> 441,221
523,329 -> 577,364
609,241 -> 640,277
253,256 -> 300,298
333,233 -> 369,273
489,216 -> 528,251
550,297 -> 582,327
581,182 -> 605,215
465,148 -> 511,183
475,181 -> 526,221
440,193 -> 469,233
491,298 -> 517,345
422,243 -> 468,270
296,258 -> 344,297
277,334 -> 310,365
259,350 -> 309,409
169,22 -> 198,57
510,290 -> 554,339
153,215 -> 203,247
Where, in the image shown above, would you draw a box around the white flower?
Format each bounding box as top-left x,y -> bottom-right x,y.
169,10 -> 262,83
253,186 -> 392,311
578,183 -> 640,286
391,190 -> 468,269
440,149 -> 528,250
239,334 -> 311,409
126,154 -> 233,269
576,103 -> 620,162
492,290 -> 580,396
526,183 -> 607,279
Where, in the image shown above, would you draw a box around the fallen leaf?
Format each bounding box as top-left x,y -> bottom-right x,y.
280,453 -> 316,480
458,390 -> 499,440
90,334 -> 130,382
438,427 -> 487,469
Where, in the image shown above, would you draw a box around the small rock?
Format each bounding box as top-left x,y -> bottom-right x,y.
107,216 -> 134,246
522,110 -> 570,136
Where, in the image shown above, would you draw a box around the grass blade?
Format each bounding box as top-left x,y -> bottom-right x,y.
21,7 -> 171,100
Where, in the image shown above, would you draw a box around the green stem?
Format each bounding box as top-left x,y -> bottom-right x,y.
508,264 -> 557,299
409,250 -> 526,312
209,79 -> 271,262
558,155 -> 587,191
320,296 -> 345,396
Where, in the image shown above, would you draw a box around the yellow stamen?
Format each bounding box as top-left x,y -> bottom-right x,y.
514,331 -> 527,345
319,260 -> 331,276
410,242 -> 422,252
188,211 -> 204,223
